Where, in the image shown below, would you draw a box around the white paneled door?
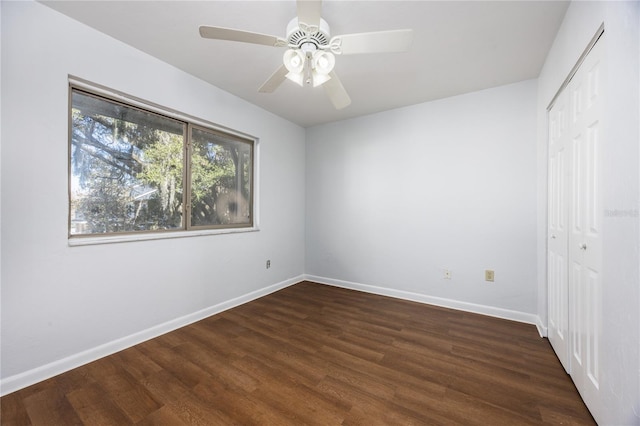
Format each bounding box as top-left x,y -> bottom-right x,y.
548,34 -> 604,420
568,36 -> 604,417
548,84 -> 570,372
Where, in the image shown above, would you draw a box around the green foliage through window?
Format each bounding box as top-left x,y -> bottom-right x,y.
69,88 -> 254,236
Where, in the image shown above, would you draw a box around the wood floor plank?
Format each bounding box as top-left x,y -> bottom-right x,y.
140,370 -> 234,425
0,391 -> 32,426
234,355 -> 348,425
191,379 -> 293,426
1,281 -> 595,425
441,387 -> 544,426
21,387 -> 83,426
135,339 -> 210,390
319,375 -> 426,426
135,406 -> 188,426
173,341 -> 259,393
65,383 -> 131,425
109,347 -> 163,382
81,357 -> 162,423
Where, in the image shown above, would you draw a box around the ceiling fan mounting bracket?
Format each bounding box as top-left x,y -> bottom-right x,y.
286,17 -> 330,50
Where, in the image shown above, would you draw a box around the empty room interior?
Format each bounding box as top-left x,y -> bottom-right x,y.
1,1 -> 639,424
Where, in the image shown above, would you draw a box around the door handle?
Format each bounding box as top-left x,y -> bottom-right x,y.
579,243 -> 587,250
551,235 -> 556,239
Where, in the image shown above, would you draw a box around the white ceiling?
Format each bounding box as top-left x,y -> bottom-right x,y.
41,1 -> 569,128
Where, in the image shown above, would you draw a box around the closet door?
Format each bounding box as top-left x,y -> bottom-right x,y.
548,34 -> 604,421
568,36 -> 604,417
548,88 -> 570,372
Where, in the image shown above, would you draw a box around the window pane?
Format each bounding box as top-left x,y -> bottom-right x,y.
190,127 -> 253,227
70,90 -> 185,235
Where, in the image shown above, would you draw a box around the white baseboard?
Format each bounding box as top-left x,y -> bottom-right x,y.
0,275 -> 303,397
535,317 -> 548,338
2,274 -> 546,396
304,274 -> 544,332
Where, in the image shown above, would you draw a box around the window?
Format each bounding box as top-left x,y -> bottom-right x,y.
69,86 -> 254,238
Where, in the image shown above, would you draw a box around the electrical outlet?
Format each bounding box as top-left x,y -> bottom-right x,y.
444,269 -> 452,280
485,270 -> 494,282
266,260 -> 271,269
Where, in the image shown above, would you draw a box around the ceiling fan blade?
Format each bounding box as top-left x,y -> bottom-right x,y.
297,0 -> 322,31
323,71 -> 351,110
258,65 -> 289,93
199,26 -> 286,47
330,29 -> 414,55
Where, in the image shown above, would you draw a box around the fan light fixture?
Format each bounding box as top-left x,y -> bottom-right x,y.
283,47 -> 335,88
199,0 -> 414,109
283,49 -> 305,73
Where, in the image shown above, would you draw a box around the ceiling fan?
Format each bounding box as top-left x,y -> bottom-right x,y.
199,0 -> 414,110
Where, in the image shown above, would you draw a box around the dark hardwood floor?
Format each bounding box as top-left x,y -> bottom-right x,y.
1,281 -> 595,425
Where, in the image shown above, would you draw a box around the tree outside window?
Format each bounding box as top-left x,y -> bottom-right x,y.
70,88 -> 253,237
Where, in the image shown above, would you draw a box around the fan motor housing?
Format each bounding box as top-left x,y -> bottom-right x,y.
286,17 -> 331,48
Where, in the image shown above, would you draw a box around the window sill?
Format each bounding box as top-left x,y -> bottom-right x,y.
68,227 -> 259,247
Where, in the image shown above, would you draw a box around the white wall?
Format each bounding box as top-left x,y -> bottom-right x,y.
1,1 -> 305,392
2,2 -> 638,422
536,1 -> 640,424
306,79 -> 539,322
